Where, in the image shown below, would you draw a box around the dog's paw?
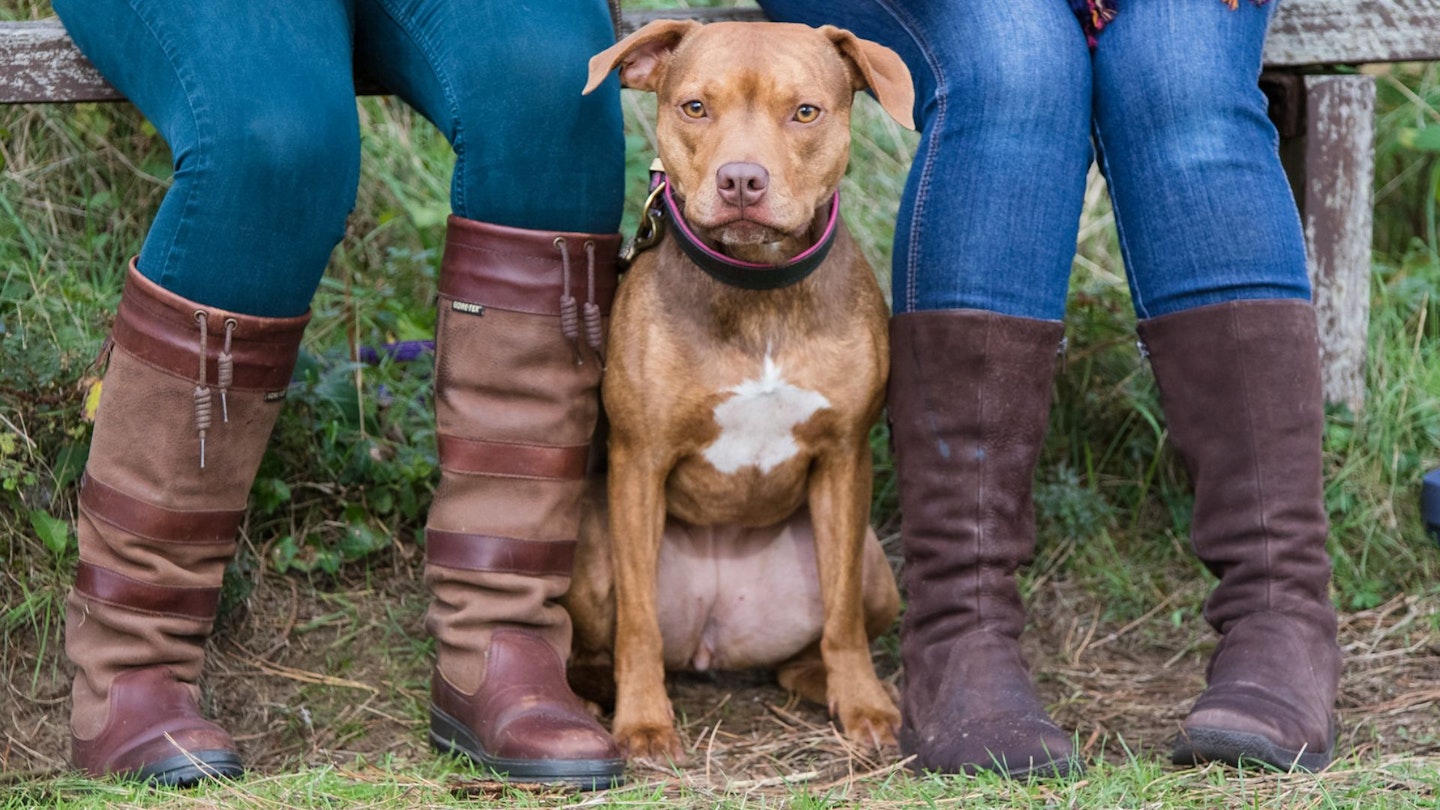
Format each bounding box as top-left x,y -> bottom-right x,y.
828,672 -> 902,750
834,698 -> 902,750
615,723 -> 687,766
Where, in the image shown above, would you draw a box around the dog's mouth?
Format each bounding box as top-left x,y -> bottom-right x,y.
669,186 -> 823,263
708,216 -> 793,246
691,203 -> 818,252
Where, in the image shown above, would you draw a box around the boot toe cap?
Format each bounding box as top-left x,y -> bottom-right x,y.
72,667 -> 241,782
490,710 -> 623,763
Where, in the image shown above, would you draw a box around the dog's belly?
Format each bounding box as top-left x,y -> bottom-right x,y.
654,511 -> 823,672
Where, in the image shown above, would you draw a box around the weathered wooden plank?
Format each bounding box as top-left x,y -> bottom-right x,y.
6,2 -> 1440,104
1302,74 -> 1376,413
618,7 -> 765,35
1265,0 -> 1440,68
0,9 -> 768,104
627,1 -> 1440,69
0,18 -> 121,103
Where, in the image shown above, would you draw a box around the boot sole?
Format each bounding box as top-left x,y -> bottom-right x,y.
908,753 -> 1084,780
133,749 -> 244,787
1171,726 -> 1333,772
901,724 -> 1084,780
428,705 -> 625,790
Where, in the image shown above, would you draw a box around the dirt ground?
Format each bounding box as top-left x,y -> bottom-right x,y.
5,543 -> 1440,790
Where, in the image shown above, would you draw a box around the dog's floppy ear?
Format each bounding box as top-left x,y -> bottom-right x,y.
584,19 -> 702,95
821,26 -> 916,131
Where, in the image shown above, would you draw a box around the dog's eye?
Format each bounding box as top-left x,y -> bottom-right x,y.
794,104 -> 821,123
681,100 -> 707,119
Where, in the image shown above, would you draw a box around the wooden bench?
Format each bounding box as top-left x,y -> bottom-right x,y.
5,1 -> 1440,411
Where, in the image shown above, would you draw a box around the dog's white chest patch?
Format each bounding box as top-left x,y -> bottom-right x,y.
702,354 -> 830,474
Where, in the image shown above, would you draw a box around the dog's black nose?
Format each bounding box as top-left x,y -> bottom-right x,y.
716,162 -> 769,209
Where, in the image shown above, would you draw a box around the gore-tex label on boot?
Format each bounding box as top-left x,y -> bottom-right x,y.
451,300 -> 485,316
264,390 -> 288,402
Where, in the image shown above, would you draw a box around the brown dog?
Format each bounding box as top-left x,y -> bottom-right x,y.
571,20 -> 915,762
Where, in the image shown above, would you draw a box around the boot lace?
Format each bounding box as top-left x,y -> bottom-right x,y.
193,312 -> 213,469
553,236 -> 605,367
218,318 -> 237,423
192,312 -> 238,468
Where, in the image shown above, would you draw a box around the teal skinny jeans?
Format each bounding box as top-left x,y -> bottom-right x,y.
55,0 -> 625,317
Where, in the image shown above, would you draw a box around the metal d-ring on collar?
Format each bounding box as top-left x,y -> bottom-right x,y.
624,171 -> 841,291
620,179 -> 668,268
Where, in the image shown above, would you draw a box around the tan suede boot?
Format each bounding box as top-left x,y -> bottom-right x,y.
1140,299 -> 1341,771
68,262 -> 307,785
424,217 -> 624,788
888,309 -> 1078,778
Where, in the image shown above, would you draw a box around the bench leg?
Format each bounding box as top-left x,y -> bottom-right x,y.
1277,74 -> 1377,415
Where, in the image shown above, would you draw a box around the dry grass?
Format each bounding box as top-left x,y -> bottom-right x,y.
6,537 -> 1440,807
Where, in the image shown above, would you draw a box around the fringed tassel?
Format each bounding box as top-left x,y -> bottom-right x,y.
1077,0 -> 1269,47
1070,0 -> 1116,47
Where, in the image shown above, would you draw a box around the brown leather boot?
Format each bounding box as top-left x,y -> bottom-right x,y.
424,217 -> 625,788
67,262 -> 307,785
888,309 -> 1077,778
1139,299 -> 1341,771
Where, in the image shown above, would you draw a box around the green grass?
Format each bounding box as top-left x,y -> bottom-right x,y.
5,756 -> 1440,809
3,1 -> 1440,807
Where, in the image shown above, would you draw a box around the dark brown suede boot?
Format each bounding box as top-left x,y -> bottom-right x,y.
1139,299 -> 1341,772
68,262 -> 307,785
888,309 -> 1077,778
424,217 -> 625,788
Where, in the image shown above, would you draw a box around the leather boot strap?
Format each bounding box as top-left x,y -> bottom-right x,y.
80,473 -> 244,544
438,217 -> 621,316
113,261 -> 309,390
424,530 -> 575,578
436,435 -> 588,480
73,562 -> 221,621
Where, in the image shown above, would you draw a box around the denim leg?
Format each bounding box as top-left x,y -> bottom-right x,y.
353,0 -> 624,234
1092,0 -> 1310,319
757,0 -> 1094,318
53,0 -> 361,317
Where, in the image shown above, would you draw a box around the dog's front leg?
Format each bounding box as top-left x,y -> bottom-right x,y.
809,441 -> 901,748
606,441 -> 685,763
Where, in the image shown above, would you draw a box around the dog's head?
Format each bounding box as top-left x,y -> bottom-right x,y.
585,21 -> 913,262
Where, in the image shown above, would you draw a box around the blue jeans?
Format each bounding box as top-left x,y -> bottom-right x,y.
54,0 -> 624,318
757,0 -> 1310,319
